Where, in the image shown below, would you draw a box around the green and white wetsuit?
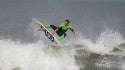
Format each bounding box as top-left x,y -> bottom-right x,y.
46,23 -> 74,40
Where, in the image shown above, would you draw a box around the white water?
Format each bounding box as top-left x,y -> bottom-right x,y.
69,28 -> 125,54
0,39 -> 79,70
89,29 -> 125,54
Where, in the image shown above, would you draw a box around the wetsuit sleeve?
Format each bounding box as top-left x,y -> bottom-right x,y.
69,26 -> 74,32
70,28 -> 74,32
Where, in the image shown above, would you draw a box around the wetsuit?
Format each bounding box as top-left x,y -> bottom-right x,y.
46,23 -> 74,40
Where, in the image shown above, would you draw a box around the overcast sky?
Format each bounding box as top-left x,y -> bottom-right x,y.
1,0 -> 125,3
47,0 -> 125,2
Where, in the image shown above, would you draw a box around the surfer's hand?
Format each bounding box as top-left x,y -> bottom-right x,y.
73,31 -> 77,37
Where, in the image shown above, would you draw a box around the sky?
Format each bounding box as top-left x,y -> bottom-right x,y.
46,0 -> 125,2
1,0 -> 125,3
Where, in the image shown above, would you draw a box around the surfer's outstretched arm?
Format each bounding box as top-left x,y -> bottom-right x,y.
70,28 -> 77,36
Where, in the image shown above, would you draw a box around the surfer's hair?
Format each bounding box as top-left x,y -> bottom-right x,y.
65,19 -> 70,23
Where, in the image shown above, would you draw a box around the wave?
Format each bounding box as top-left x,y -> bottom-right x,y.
0,18 -> 125,70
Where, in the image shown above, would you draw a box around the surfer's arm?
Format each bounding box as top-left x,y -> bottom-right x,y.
51,24 -> 62,36
51,28 -> 59,36
70,28 -> 76,36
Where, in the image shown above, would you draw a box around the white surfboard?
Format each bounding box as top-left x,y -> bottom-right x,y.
34,19 -> 64,47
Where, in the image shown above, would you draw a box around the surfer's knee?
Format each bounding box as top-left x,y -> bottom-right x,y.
45,25 -> 56,29
58,34 -> 66,41
50,25 -> 56,28
50,25 -> 57,30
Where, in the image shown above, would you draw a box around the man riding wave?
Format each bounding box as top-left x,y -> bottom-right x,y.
45,19 -> 76,41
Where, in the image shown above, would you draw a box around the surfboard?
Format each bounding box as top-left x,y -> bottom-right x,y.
34,19 -> 64,47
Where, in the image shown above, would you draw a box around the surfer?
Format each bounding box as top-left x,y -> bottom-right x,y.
45,19 -> 76,40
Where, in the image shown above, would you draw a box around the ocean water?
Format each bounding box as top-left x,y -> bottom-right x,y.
0,0 -> 125,70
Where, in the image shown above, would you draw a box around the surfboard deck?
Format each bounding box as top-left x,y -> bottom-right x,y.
34,19 -> 64,47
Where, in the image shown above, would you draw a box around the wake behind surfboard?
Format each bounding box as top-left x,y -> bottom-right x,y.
34,19 -> 64,47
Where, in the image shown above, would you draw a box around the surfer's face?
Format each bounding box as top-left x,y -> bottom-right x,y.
64,21 -> 69,26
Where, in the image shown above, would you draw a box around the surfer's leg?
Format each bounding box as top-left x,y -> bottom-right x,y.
45,25 -> 57,30
50,25 -> 57,30
58,33 -> 67,41
45,24 -> 51,28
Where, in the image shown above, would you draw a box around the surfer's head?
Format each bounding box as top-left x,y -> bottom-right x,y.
64,19 -> 70,26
